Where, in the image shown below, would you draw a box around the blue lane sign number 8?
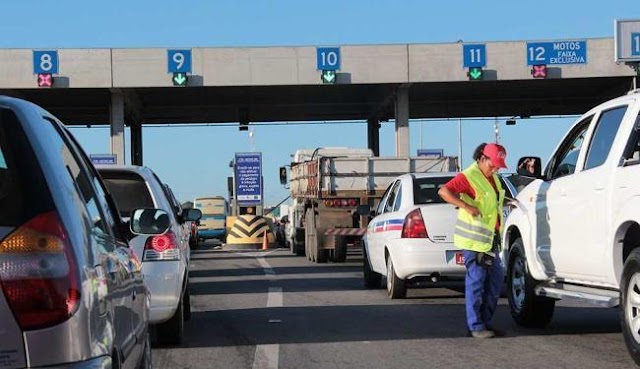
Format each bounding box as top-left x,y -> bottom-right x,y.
317,47 -> 341,71
463,44 -> 486,68
167,49 -> 192,73
33,51 -> 59,74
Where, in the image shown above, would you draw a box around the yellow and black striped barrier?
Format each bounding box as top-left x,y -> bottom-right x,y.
225,215 -> 275,249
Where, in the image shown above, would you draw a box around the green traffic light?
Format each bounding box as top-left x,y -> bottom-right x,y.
172,72 -> 188,86
468,67 -> 483,80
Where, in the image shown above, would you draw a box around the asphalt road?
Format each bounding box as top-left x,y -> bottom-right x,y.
152,243 -> 635,369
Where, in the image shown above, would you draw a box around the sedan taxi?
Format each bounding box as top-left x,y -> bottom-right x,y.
363,172 -> 516,299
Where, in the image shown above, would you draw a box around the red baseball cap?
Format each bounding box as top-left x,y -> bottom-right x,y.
483,143 -> 507,169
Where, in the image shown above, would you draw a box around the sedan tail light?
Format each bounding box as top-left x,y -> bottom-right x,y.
401,208 -> 428,239
0,211 -> 80,330
143,231 -> 180,261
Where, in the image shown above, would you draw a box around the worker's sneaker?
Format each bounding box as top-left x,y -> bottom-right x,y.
470,329 -> 495,339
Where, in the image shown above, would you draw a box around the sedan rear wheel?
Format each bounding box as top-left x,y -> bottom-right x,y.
386,256 -> 406,299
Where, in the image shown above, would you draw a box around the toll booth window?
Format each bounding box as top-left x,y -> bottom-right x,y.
413,177 -> 449,205
101,174 -> 154,218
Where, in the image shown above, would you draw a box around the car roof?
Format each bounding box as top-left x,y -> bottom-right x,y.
406,172 -> 458,180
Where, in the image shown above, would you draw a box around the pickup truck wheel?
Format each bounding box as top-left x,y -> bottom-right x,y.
507,238 -> 555,328
363,247 -> 381,288
183,285 -> 191,321
621,248 -> 640,365
386,256 -> 406,299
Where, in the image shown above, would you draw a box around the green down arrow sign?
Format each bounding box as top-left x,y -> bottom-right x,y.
172,72 -> 188,86
467,67 -> 483,81
321,70 -> 336,84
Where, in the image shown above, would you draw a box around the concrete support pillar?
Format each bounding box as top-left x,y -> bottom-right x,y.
110,90 -> 126,165
130,120 -> 143,166
367,118 -> 380,157
394,87 -> 410,157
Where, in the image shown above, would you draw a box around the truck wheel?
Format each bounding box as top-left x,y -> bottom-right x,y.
333,237 -> 347,263
183,285 -> 191,321
621,248 -> 640,365
386,256 -> 406,299
507,238 -> 555,328
315,244 -> 328,263
363,247 -> 381,288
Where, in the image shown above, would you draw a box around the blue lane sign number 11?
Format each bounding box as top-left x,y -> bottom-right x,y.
317,47 -> 341,71
463,44 -> 486,68
167,50 -> 192,73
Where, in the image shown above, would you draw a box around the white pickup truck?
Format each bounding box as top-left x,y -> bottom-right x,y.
503,89 -> 640,364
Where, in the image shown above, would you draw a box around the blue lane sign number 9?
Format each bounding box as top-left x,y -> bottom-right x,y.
33,51 -> 58,74
317,47 -> 340,71
463,44 -> 486,68
167,49 -> 192,73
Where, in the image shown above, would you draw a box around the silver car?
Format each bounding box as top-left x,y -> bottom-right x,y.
0,96 -> 168,368
97,166 -> 200,345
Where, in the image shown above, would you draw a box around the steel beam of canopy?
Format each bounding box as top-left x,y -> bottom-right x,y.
367,118 -> 380,157
109,89 -> 125,165
395,86 -> 410,157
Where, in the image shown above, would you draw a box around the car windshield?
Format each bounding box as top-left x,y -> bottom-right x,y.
100,171 -> 154,217
413,176 -> 451,205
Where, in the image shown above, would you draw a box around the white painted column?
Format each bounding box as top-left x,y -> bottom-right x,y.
110,89 -> 126,165
394,87 -> 410,157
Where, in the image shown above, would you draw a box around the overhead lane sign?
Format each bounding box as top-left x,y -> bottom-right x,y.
526,41 -> 587,65
463,44 -> 486,68
168,49 -> 191,87
615,19 -> 640,62
317,47 -> 341,71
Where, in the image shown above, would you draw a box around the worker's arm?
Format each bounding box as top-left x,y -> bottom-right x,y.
438,186 -> 480,217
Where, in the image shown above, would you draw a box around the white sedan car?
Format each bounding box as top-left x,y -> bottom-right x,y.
363,172 -> 517,299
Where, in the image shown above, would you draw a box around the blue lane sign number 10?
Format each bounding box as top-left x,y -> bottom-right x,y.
167,50 -> 192,73
317,47 -> 341,71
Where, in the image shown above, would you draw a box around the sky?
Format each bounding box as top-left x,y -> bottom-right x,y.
1,0 -> 638,205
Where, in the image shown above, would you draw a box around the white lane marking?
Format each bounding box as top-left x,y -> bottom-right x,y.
258,257 -> 276,279
252,286 -> 282,369
252,344 -> 279,369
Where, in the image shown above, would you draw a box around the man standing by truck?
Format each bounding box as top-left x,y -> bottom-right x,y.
438,142 -> 507,339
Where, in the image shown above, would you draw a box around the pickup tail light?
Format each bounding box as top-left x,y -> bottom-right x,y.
143,231 -> 180,261
401,208 -> 428,239
0,211 -> 80,330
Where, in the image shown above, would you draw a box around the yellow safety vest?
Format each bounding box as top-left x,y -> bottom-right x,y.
453,163 -> 505,252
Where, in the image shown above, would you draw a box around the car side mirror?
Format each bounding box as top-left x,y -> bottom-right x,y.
516,156 -> 542,178
356,204 -> 371,216
183,208 -> 202,222
130,208 -> 171,235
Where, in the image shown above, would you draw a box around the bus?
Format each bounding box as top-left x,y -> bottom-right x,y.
193,196 -> 229,242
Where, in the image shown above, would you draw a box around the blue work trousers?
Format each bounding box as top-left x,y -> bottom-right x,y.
462,241 -> 504,332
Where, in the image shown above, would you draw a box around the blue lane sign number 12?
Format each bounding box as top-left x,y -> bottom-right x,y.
317,47 -> 341,71
33,50 -> 59,74
167,50 -> 192,73
463,44 -> 486,68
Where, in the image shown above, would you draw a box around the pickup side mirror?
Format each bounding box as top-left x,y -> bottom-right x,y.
279,166 -> 288,185
130,208 -> 171,235
516,156 -> 542,178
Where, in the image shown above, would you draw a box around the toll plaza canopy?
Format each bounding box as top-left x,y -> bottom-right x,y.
0,38 -> 636,125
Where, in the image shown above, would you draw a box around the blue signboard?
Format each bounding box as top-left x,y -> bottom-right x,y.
417,149 -> 444,158
235,152 -> 262,205
463,44 -> 486,68
167,49 -> 192,73
90,154 -> 117,165
526,41 -> 587,65
316,47 -> 341,71
33,50 -> 59,74
632,33 -> 640,56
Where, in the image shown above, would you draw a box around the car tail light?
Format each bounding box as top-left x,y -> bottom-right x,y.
0,211 -> 80,330
401,209 -> 428,238
143,231 -> 180,261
